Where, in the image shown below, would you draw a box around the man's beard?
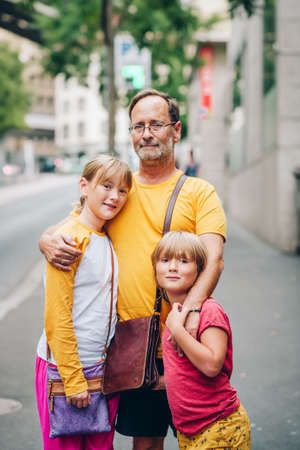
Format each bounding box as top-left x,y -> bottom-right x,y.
136,136 -> 173,163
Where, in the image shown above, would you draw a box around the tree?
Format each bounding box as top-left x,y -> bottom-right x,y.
117,1 -> 200,139
21,0 -> 200,153
0,43 -> 31,137
20,0 -> 255,154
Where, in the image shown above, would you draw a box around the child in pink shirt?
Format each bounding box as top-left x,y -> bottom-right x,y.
152,231 -> 251,450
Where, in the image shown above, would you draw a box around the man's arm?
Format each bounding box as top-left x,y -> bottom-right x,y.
183,233 -> 224,337
39,217 -> 82,272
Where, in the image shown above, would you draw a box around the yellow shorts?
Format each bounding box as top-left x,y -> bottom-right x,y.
177,404 -> 251,450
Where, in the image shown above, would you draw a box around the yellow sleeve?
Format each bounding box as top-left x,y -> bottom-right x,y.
195,182 -> 227,240
45,245 -> 88,397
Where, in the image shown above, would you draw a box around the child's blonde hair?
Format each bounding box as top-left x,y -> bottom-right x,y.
152,231 -> 207,290
75,154 -> 132,212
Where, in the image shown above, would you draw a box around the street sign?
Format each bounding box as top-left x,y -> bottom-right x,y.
121,65 -> 145,89
199,46 -> 214,119
114,34 -> 151,90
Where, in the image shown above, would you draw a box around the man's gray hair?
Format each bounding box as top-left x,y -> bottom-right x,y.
128,89 -> 180,123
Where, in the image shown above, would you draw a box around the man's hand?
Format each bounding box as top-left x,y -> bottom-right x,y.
39,232 -> 82,271
184,310 -> 201,339
67,390 -> 91,408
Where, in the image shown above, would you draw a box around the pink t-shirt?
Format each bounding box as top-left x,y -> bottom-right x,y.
162,298 -> 240,436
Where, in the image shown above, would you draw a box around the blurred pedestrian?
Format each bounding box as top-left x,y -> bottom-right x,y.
184,149 -> 200,177
39,89 -> 226,450
35,155 -> 132,449
152,231 -> 251,450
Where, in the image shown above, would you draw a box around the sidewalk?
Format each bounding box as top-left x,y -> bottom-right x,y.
0,173 -> 78,207
215,219 -> 300,450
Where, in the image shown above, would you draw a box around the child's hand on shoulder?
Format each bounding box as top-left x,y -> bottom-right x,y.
166,303 -> 189,336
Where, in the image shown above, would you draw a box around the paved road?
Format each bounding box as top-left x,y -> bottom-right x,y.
0,174 -> 79,300
0,175 -> 300,449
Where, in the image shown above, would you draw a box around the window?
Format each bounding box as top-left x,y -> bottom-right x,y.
101,120 -> 108,134
48,97 -> 54,108
78,97 -> 86,111
63,100 -> 69,113
63,125 -> 69,139
78,122 -> 85,138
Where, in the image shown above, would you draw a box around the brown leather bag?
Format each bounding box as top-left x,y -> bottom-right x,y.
102,174 -> 187,395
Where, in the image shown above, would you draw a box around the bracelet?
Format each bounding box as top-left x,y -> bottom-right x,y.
189,307 -> 202,313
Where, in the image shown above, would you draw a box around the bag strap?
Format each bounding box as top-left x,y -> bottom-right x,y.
154,173 -> 187,314
163,174 -> 187,234
47,236 -> 115,365
102,239 -> 114,358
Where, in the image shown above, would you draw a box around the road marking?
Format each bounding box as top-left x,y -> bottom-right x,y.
0,260 -> 43,321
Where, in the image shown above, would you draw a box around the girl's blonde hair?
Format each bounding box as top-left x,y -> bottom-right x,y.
75,154 -> 132,212
151,231 -> 207,290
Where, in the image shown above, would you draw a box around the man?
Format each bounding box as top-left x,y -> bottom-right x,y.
40,89 -> 226,450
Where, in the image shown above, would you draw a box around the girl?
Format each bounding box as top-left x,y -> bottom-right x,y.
152,231 -> 251,450
36,155 -> 132,450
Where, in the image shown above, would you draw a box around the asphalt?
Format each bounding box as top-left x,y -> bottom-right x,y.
0,173 -> 78,207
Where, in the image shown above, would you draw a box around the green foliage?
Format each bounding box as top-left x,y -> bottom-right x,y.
31,0 -> 102,83
232,50 -> 243,110
22,1 -> 256,136
117,0 -> 200,136
0,43 -> 31,137
23,0 -> 200,137
263,0 -> 275,94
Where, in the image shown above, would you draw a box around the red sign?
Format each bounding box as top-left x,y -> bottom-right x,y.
199,46 -> 214,119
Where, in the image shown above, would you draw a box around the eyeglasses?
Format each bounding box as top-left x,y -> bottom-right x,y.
129,122 -> 176,136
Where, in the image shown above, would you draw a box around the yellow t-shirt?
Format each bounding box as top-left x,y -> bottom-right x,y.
106,171 -> 226,353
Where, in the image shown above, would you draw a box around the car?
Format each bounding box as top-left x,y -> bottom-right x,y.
2,164 -> 22,176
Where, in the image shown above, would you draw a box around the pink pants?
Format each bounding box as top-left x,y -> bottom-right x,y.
35,356 -> 119,450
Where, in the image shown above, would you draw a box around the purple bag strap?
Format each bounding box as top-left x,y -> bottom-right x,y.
154,173 -> 187,314
47,237 -> 115,364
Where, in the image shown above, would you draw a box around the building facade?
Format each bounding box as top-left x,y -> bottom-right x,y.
55,59 -> 132,169
0,26 -> 56,175
225,0 -> 300,253
185,0 -> 230,199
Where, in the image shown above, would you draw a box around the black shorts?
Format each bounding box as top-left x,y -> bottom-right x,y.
115,359 -> 175,437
